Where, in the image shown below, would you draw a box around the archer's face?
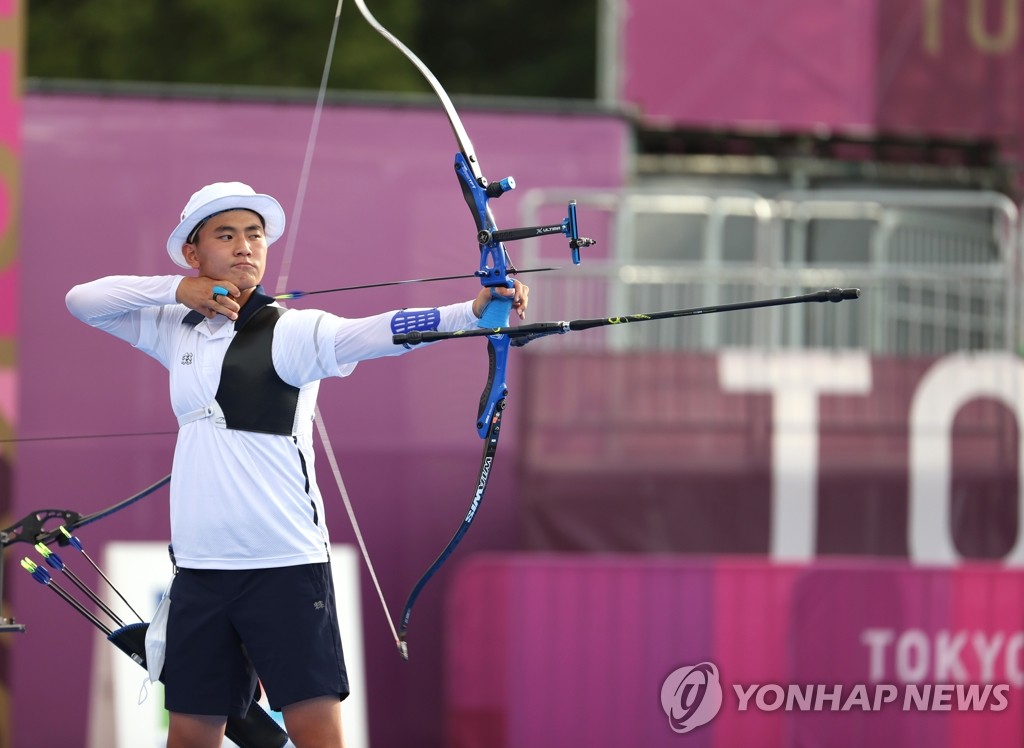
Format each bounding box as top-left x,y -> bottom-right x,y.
181,209 -> 268,290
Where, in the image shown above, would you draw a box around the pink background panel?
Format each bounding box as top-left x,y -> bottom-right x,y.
622,0 -> 1024,145
445,557 -> 1024,748
0,261 -> 15,337
622,0 -> 877,130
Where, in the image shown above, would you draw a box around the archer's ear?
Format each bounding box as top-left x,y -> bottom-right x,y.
181,244 -> 201,269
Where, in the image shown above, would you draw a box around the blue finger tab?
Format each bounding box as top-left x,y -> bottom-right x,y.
212,285 -> 229,297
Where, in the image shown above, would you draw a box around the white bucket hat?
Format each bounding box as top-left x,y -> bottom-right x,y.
166,181 -> 286,268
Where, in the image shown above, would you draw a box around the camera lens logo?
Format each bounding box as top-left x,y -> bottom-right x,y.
660,662 -> 723,733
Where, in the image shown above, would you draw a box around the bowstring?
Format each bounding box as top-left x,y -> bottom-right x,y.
275,0 -> 340,292
274,0 -> 400,648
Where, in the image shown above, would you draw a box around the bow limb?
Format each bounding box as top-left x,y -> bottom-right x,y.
352,0 -> 520,293
352,0 -> 482,183
397,404 -> 503,646
1,473 -> 171,548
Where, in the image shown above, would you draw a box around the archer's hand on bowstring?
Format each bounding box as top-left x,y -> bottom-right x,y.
176,276 -> 242,321
472,279 -> 529,321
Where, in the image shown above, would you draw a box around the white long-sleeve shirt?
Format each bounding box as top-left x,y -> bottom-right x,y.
66,275 -> 478,570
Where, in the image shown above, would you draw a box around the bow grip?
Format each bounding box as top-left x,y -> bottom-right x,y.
475,294 -> 511,438
478,288 -> 512,329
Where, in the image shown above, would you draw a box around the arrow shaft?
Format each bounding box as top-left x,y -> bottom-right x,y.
76,547 -> 145,623
276,266 -> 557,299
56,565 -> 125,627
37,576 -> 113,635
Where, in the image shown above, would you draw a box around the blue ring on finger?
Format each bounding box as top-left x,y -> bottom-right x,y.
212,285 -> 228,300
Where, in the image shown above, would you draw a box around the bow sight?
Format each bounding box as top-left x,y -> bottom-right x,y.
474,197 -> 596,267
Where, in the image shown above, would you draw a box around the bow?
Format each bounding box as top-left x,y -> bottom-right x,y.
1,474 -> 172,635
1,474 -> 171,549
2,493 -> 293,748
350,0 -> 593,659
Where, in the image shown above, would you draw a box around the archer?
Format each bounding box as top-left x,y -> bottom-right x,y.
65,180 -> 528,748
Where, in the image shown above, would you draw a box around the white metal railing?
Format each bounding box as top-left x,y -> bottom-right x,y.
517,188 -> 1020,355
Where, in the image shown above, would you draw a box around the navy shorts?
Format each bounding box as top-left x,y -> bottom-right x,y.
162,562 -> 349,716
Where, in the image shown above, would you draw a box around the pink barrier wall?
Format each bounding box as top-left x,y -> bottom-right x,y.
622,0 -> 877,130
877,0 -> 1024,139
446,555 -> 1024,748
623,0 -> 1024,143
447,348 -> 1024,746
521,351 -> 1021,563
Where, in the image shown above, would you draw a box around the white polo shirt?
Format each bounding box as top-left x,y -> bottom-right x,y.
65,275 -> 478,570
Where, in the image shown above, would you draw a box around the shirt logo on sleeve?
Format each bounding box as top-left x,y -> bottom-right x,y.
181,353 -> 194,365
